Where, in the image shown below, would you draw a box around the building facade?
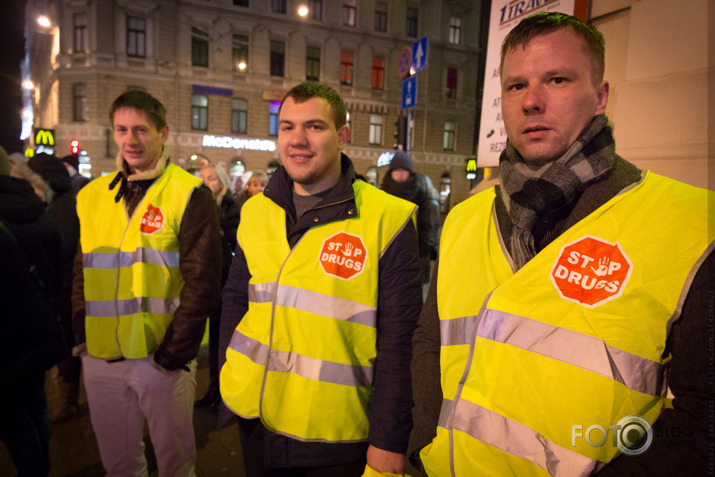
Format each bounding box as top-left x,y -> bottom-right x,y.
23,0 -> 487,207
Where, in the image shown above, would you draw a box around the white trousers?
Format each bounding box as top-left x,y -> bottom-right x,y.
82,355 -> 197,477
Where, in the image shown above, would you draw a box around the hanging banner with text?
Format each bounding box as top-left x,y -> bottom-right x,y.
477,0 -> 588,167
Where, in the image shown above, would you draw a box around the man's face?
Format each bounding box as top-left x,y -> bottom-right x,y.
278,96 -> 349,196
391,169 -> 410,183
112,107 -> 168,174
501,29 -> 609,167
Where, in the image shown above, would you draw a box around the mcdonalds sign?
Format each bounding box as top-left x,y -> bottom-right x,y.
34,128 -> 56,154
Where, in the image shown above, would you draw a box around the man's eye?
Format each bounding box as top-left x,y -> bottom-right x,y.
552,77 -> 566,84
508,84 -> 524,91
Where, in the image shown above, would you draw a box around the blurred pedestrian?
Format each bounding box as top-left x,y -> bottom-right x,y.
219,81 -> 421,476
381,151 -> 435,285
28,153 -> 82,422
196,164 -> 240,410
72,90 -> 222,476
0,145 -> 65,476
11,161 -> 53,203
233,171 -> 267,210
61,154 -> 91,194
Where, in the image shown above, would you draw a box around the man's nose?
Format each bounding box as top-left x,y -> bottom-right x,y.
522,85 -> 544,113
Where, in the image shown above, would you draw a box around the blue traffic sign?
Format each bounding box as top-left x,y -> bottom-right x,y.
402,76 -> 417,109
398,47 -> 411,78
412,37 -> 428,72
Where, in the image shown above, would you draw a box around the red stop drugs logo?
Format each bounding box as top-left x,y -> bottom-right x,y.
140,204 -> 165,235
319,232 -> 367,280
550,235 -> 632,308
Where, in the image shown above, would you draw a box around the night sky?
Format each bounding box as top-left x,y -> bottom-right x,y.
0,1 -> 28,154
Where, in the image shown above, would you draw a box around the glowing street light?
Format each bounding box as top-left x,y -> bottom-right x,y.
297,5 -> 309,17
37,15 -> 51,28
22,80 -> 35,90
237,61 -> 247,71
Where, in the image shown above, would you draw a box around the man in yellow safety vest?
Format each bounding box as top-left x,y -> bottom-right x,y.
409,12 -> 712,477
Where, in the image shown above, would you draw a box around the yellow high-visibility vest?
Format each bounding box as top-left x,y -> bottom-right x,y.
221,180 -> 416,443
421,171 -> 713,476
77,164 -> 200,359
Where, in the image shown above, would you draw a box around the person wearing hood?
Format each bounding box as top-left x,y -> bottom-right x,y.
61,154 -> 91,194
381,150 -> 436,286
28,152 -> 82,422
0,145 -> 65,476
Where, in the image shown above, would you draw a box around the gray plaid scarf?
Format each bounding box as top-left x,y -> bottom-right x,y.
499,114 -> 615,270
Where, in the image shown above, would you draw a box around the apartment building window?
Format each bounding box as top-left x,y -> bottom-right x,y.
346,111 -> 351,142
308,0 -> 323,20
232,34 -> 249,71
449,17 -> 461,45
271,0 -> 286,14
374,2 -> 387,32
343,0 -> 356,27
233,0 -> 249,5
446,67 -> 458,99
443,121 -> 455,150
340,52 -> 353,86
372,57 -> 384,89
269,102 -> 280,136
406,7 -> 418,37
232,98 -> 247,134
192,94 -> 208,130
192,28 -> 209,67
270,40 -> 285,77
306,46 -> 321,81
73,83 -> 87,122
369,114 -> 383,145
126,16 -> 146,58
73,13 -> 88,53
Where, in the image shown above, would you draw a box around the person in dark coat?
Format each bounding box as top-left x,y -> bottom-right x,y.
197,164 -> 240,409
28,153 -> 83,421
0,145 -> 65,476
381,151 -> 436,285
61,154 -> 91,194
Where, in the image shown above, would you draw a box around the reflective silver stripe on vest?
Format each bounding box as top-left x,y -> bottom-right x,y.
86,297 -> 180,317
440,316 -> 478,346
477,309 -> 665,397
248,283 -> 377,327
84,248 -> 180,269
440,398 -> 607,476
248,282 -> 276,303
228,330 -> 373,387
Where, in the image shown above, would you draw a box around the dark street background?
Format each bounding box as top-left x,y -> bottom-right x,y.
1,1 -> 28,154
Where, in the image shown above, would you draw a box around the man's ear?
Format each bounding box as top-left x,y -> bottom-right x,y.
337,125 -> 350,150
161,125 -> 169,144
594,81 -> 609,116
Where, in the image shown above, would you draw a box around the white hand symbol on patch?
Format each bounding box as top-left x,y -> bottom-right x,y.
591,257 -> 610,276
342,243 -> 353,257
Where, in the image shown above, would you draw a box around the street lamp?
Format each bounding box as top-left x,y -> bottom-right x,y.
22,80 -> 35,90
297,4 -> 308,17
37,15 -> 51,28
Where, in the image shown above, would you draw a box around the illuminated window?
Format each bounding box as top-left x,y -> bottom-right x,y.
343,0 -> 356,26
369,114 -> 383,145
191,94 -> 208,130
269,102 -> 280,136
443,121 -> 455,150
232,98 -> 247,134
372,57 -> 384,89
340,52 -> 353,86
449,17 -> 461,45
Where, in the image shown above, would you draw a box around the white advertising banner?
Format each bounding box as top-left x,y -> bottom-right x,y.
477,0 -> 580,167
